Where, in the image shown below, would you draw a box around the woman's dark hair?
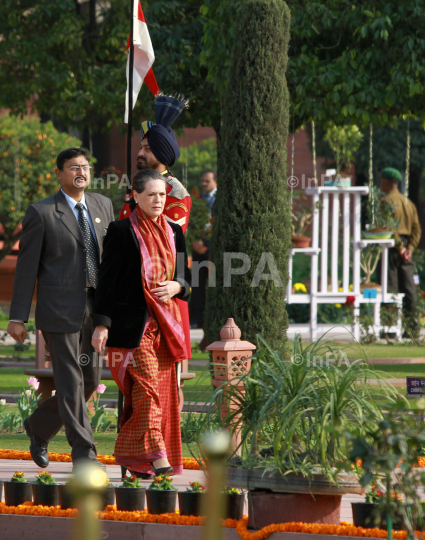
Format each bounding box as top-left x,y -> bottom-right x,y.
129,168 -> 166,211
56,147 -> 91,170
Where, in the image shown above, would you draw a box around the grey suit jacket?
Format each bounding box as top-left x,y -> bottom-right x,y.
9,190 -> 115,333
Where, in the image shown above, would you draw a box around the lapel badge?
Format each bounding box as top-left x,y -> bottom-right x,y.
95,217 -> 101,223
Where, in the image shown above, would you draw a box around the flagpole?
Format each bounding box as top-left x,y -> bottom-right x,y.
126,0 -> 135,195
118,0 -> 135,480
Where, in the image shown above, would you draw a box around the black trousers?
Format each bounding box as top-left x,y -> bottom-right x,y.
28,288 -> 102,461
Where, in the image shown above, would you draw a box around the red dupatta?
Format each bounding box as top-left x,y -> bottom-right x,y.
130,206 -> 186,360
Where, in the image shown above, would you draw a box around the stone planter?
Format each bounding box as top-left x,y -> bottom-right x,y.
146,489 -> 177,515
4,481 -> 32,506
226,467 -> 363,529
115,487 -> 146,512
178,491 -> 205,517
32,483 -> 59,507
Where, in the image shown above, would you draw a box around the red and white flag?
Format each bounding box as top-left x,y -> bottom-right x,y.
124,0 -> 159,123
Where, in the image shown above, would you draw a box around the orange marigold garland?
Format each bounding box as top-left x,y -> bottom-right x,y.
0,450 -> 202,470
1,502 -> 424,540
235,518 -> 421,540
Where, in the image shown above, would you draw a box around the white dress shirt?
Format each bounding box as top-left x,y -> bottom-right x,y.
61,189 -> 98,245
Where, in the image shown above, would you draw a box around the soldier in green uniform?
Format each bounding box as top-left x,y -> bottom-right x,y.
380,167 -> 421,314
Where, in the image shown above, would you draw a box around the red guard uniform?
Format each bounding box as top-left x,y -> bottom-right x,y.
118,171 -> 192,359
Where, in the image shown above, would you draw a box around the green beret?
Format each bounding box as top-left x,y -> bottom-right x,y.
381,167 -> 402,181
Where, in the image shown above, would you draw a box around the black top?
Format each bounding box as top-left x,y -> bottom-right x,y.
92,217 -> 191,348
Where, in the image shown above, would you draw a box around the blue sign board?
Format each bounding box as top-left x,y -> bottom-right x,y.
406,377 -> 425,395
363,289 -> 378,299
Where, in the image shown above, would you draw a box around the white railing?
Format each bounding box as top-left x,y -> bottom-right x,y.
287,186 -> 404,341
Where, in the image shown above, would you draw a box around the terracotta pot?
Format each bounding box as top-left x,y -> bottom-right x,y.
4,481 -> 32,506
291,235 -> 311,249
352,502 -> 381,528
58,484 -> 73,510
226,492 -> 245,520
32,483 -> 59,507
146,489 -> 177,515
115,487 -> 146,512
178,491 -> 205,516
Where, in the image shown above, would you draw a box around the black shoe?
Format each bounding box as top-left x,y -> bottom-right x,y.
24,418 -> 49,468
128,469 -> 154,480
151,462 -> 174,476
72,458 -> 106,473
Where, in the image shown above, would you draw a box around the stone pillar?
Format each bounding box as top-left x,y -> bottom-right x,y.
207,319 -> 255,453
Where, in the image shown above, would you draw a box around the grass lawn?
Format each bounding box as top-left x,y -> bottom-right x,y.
0,432 -> 198,458
3,342 -> 425,401
349,344 -> 425,359
0,345 -> 35,359
0,344 -> 212,402
0,365 -> 213,402
374,364 -> 425,377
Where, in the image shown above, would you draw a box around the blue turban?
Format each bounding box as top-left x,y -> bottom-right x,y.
147,124 -> 180,167
141,93 -> 189,167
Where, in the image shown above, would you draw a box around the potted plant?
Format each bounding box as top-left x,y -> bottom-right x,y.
363,187 -> 399,239
5,472 -> 32,506
146,473 -> 177,515
291,191 -> 321,248
323,124 -> 363,187
115,474 -> 146,512
196,335 -> 400,529
349,401 -> 425,537
178,481 -> 206,517
352,484 -> 383,528
359,188 -> 400,290
102,478 -> 115,510
58,480 -> 73,510
224,487 -> 245,520
32,471 -> 59,506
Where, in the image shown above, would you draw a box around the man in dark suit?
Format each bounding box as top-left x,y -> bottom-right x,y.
7,147 -> 114,469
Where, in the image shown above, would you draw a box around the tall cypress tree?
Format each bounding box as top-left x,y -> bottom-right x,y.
205,0 -> 291,353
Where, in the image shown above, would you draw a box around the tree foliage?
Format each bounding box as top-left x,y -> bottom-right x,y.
2,1 -> 425,134
0,114 -> 81,263
178,137 -> 217,192
0,0 -> 218,132
205,0 -> 291,352
201,0 -> 425,128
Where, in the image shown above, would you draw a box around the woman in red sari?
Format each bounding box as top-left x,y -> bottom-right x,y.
92,169 -> 191,476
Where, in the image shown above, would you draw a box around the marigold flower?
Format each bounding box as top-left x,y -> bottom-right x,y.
294,282 -> 307,293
